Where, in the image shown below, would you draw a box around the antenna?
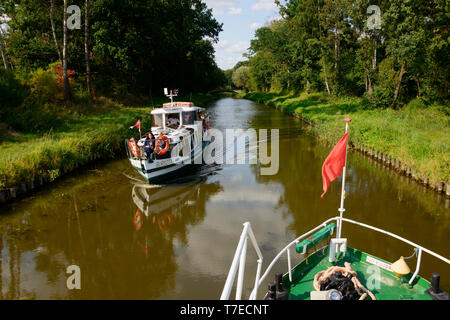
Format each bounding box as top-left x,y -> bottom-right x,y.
164,88 -> 178,107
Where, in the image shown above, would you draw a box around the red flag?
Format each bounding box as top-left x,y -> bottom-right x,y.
321,133 -> 348,198
129,120 -> 141,132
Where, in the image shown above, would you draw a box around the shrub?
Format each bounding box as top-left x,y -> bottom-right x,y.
25,63 -> 62,103
365,86 -> 393,109
0,69 -> 27,118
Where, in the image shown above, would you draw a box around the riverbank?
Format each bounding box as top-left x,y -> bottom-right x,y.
0,93 -> 216,202
241,92 -> 449,189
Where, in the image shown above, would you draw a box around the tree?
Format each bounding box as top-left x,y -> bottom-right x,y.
49,0 -> 62,65
84,0 -> 93,100
383,0 -> 428,107
1,0 -> 224,99
0,27 -> 8,69
62,0 -> 71,104
232,66 -> 250,91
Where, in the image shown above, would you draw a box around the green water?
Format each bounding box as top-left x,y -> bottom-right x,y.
0,98 -> 448,299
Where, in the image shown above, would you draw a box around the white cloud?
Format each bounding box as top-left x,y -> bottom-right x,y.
268,13 -> 282,23
250,22 -> 261,30
229,7 -> 242,15
252,0 -> 277,11
224,41 -> 249,54
203,0 -> 241,15
213,40 -> 250,69
1,14 -> 11,31
214,39 -> 229,49
0,14 -> 10,23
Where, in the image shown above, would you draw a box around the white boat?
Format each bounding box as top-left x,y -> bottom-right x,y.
125,91 -> 210,183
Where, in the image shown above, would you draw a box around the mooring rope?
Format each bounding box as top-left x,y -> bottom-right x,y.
313,262 -> 376,300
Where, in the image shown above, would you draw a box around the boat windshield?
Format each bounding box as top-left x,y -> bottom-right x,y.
166,113 -> 181,128
182,111 -> 195,125
152,114 -> 164,128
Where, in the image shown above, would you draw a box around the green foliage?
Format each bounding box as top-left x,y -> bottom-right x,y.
232,66 -> 250,91
25,64 -> 61,104
0,69 -> 26,112
1,0 -> 225,98
366,86 -> 393,110
243,0 -> 448,107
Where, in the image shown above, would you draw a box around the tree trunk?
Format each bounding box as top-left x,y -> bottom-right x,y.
373,38 -> 377,71
333,28 -> 341,93
63,0 -> 72,105
392,60 -> 406,108
368,76 -> 373,98
50,0 -> 63,65
416,77 -> 421,97
324,76 -> 331,95
0,28 -> 9,70
85,0 -> 93,100
334,30 -> 339,72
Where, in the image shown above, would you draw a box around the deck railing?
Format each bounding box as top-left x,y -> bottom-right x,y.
220,222 -> 264,300
220,217 -> 450,300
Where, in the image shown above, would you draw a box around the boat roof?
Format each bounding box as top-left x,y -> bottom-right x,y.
151,102 -> 204,114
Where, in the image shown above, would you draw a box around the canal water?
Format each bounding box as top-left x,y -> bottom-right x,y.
0,98 -> 449,299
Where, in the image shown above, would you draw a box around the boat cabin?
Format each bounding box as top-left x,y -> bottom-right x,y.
151,102 -> 204,130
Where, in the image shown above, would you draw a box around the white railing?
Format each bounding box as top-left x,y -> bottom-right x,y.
220,217 -> 450,300
220,222 -> 264,300
340,218 -> 450,285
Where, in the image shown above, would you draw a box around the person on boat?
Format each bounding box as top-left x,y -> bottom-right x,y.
183,112 -> 193,125
166,114 -> 180,127
143,132 -> 155,161
201,114 -> 207,133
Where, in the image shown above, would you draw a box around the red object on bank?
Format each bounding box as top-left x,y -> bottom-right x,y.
321,132 -> 348,198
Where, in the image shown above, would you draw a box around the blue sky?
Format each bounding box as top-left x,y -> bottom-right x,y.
203,0 -> 280,70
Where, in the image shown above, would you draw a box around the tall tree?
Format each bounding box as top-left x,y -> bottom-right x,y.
0,27 -> 8,69
62,0 -> 71,104
384,0 -> 427,107
49,0 -> 62,65
84,0 -> 93,100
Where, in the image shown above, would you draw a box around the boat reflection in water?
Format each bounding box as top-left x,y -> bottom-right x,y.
127,172 -> 223,262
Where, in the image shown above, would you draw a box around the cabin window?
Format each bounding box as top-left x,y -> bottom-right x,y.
195,111 -> 201,121
182,111 -> 195,125
166,113 -> 181,128
152,114 -> 164,128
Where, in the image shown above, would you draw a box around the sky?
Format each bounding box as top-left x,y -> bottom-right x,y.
203,0 -> 280,70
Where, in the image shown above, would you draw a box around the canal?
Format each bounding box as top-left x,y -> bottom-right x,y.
0,97 -> 449,299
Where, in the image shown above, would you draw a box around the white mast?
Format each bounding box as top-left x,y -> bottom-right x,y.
337,118 -> 351,239
164,88 -> 178,107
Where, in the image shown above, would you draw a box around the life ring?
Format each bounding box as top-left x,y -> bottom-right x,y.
157,213 -> 171,232
134,210 -> 142,231
155,136 -> 169,155
128,138 -> 139,158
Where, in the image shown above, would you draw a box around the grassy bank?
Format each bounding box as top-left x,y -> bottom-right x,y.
241,92 -> 449,183
0,93 -> 215,190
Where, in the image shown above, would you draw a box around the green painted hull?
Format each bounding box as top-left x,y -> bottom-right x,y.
284,246 -> 432,300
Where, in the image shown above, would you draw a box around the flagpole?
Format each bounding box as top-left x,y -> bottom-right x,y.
337,119 -> 351,239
